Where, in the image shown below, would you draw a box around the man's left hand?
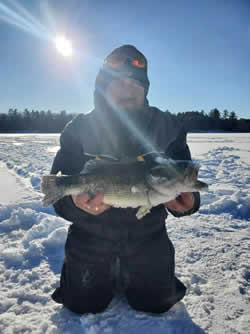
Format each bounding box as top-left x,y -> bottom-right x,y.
164,192 -> 194,213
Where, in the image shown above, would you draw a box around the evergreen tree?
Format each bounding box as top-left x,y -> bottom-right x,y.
229,111 -> 237,120
222,109 -> 229,120
209,108 -> 221,120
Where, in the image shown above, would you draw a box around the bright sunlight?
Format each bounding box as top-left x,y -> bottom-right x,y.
54,35 -> 73,57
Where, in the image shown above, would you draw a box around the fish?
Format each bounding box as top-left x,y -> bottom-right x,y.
41,157 -> 208,219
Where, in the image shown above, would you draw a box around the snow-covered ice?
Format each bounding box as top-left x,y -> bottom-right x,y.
0,132 -> 249,333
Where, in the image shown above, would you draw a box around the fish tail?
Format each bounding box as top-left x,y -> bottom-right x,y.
41,175 -> 64,207
188,165 -> 208,191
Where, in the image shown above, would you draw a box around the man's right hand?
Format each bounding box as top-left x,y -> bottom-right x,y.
72,191 -> 111,215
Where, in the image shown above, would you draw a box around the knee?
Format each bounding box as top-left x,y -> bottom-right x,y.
127,294 -> 171,314
126,284 -> 186,314
64,300 -> 109,315
63,294 -> 113,314
53,287 -> 113,314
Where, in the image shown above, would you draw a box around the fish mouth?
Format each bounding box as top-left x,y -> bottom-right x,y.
186,165 -> 208,190
187,165 -> 199,179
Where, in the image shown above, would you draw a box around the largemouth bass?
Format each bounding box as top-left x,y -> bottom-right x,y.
41,157 -> 208,219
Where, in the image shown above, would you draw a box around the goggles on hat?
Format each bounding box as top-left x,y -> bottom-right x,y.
104,53 -> 146,69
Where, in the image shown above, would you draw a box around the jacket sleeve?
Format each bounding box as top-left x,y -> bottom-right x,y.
165,126 -> 201,218
50,118 -> 90,222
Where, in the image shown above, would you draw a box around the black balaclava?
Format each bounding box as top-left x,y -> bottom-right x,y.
94,45 -> 150,111
92,45 -> 153,158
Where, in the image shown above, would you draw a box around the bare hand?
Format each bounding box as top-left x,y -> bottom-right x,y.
72,191 -> 111,215
164,192 -> 194,213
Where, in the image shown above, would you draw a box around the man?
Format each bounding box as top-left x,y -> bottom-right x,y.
50,45 -> 200,314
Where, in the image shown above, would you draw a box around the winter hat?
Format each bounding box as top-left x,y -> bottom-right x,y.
95,45 -> 150,97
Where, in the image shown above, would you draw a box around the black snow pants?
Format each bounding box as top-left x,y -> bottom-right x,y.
52,211 -> 186,314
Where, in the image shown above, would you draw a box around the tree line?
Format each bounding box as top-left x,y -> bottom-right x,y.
171,108 -> 250,132
0,109 -> 74,133
0,108 -> 249,133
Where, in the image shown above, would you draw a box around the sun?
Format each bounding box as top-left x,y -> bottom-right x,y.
54,35 -> 73,57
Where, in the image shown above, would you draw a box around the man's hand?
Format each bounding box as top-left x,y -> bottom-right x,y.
164,192 -> 194,213
72,191 -> 111,215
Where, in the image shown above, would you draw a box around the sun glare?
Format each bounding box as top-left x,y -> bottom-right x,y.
55,35 -> 73,57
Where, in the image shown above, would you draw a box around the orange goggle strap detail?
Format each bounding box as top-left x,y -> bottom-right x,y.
104,54 -> 146,69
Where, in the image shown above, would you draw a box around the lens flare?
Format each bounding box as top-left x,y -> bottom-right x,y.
0,0 -> 74,58
0,0 -> 49,40
54,35 -> 73,57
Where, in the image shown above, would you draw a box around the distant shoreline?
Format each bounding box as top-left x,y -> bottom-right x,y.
0,130 -> 249,134
188,130 -> 250,134
0,131 -> 59,134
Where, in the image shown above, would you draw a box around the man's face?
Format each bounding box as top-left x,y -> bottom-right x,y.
105,78 -> 145,112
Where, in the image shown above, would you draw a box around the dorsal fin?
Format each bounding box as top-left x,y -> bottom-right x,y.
80,159 -> 127,174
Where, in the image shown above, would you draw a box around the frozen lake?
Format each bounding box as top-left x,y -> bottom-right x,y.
0,132 -> 249,334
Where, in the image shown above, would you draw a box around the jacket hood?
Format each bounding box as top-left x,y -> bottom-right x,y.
94,45 -> 150,113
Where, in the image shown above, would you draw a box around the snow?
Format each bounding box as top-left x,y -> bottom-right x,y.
0,132 -> 249,334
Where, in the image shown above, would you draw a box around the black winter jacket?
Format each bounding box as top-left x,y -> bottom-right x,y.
51,106 -> 200,244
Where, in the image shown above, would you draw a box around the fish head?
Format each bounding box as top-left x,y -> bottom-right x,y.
148,159 -> 208,194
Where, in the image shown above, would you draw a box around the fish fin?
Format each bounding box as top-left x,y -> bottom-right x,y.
41,175 -> 64,207
136,206 -> 151,220
81,159 -> 111,174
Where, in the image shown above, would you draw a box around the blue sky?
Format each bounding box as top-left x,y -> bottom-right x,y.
0,0 -> 249,118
